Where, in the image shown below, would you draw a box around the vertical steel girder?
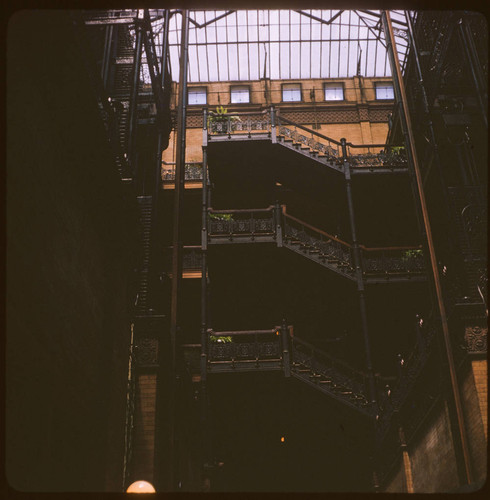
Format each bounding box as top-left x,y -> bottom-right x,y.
160,9 -> 189,492
341,138 -> 377,407
128,11 -> 144,175
381,10 -> 474,486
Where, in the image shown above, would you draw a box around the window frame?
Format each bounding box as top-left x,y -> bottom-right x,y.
323,82 -> 345,102
230,85 -> 251,104
375,82 -> 395,101
281,82 -> 303,103
187,86 -> 207,106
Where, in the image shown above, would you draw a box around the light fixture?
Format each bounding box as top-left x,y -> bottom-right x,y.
280,436 -> 285,443
126,480 -> 156,493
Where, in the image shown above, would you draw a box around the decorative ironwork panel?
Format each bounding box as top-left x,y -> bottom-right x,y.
162,162 -> 204,181
291,337 -> 370,410
208,115 -> 270,135
464,326 -> 487,354
349,150 -> 408,168
284,220 -> 353,271
208,339 -> 281,361
134,337 -> 158,366
362,250 -> 425,275
208,210 -> 275,237
277,123 -> 341,161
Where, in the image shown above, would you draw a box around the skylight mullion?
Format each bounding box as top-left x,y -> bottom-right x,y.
246,11 -> 251,80
319,13 -> 323,78
203,11 -> 211,81
309,10 -> 313,79
235,12 -> 241,80
289,10 -> 292,79
215,11 -> 220,81
225,12 -> 230,81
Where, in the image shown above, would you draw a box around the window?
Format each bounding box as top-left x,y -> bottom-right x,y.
324,83 -> 344,101
375,83 -> 395,100
188,87 -> 207,105
230,85 -> 250,104
282,83 -> 302,102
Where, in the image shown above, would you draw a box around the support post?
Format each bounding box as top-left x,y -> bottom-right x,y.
342,138 -> 377,407
457,18 -> 487,129
128,10 -> 144,178
165,9 -> 189,491
274,201 -> 283,247
281,318 -> 290,377
381,10 -> 473,486
270,106 -> 277,143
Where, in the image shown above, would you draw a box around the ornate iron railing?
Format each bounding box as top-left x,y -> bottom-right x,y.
208,207 -> 276,239
205,107 -> 407,170
375,315 -> 438,441
162,161 -> 204,182
207,329 -> 282,363
207,109 -> 271,136
275,114 -> 342,161
361,247 -> 425,276
291,337 -> 372,411
282,210 -> 354,272
347,146 -> 408,168
163,245 -> 202,272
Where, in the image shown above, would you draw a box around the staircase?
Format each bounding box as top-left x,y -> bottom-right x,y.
207,108 -> 409,176
135,196 -> 153,315
207,206 -> 426,283
290,337 -> 374,418
181,329 -> 374,419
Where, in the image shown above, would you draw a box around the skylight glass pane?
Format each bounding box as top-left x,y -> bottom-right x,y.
161,9 -> 409,82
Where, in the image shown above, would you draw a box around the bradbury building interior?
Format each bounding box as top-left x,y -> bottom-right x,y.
6,8 -> 487,493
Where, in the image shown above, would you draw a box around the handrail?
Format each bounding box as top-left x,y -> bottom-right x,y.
293,336 -> 367,377
276,113 -> 342,146
282,206 -> 352,247
361,244 -> 423,252
209,329 -> 278,337
209,206 -> 274,214
207,108 -> 269,117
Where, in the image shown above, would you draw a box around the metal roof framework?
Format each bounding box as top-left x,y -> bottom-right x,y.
138,9 -> 411,84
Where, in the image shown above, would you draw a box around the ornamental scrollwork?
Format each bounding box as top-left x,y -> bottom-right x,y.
464,326 -> 487,354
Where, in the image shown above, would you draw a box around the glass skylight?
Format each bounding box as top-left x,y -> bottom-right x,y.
140,10 -> 410,84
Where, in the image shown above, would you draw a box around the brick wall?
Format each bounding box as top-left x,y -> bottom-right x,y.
383,457 -> 406,493
180,76 -> 394,107
471,360 -> 487,439
461,361 -> 487,482
130,373 -> 158,484
409,401 -> 459,492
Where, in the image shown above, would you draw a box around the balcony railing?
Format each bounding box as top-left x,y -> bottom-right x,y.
204,107 -> 408,170
207,109 -> 271,136
282,209 -> 354,271
162,161 -> 204,182
291,336 -> 371,409
207,328 -> 283,370
361,247 -> 425,276
208,206 -> 277,240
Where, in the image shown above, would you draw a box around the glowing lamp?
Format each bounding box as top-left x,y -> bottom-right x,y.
126,480 -> 156,493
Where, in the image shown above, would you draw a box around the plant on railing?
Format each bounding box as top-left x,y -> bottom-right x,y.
402,249 -> 423,261
209,213 -> 234,221
209,335 -> 233,343
208,106 -> 241,126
